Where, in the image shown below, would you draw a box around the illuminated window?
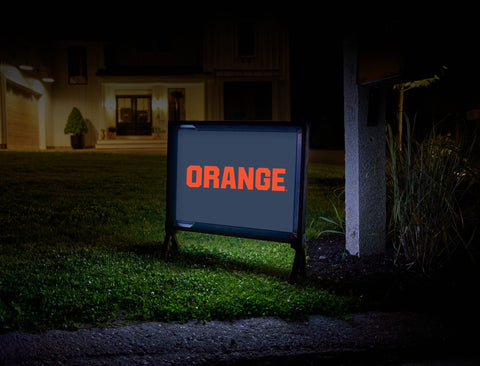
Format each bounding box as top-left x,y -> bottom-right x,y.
116,95 -> 152,135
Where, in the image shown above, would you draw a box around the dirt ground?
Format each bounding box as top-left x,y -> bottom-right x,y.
1,235 -> 480,365
306,234 -> 480,314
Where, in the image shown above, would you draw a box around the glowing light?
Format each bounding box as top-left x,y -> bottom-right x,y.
152,97 -> 163,110
105,97 -> 115,111
19,64 -> 34,71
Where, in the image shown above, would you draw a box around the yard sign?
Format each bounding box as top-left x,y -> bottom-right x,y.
163,121 -> 309,282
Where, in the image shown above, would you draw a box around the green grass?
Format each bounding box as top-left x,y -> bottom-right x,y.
0,151 -> 346,331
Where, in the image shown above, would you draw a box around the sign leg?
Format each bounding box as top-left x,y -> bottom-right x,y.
161,230 -> 179,260
289,241 -> 306,284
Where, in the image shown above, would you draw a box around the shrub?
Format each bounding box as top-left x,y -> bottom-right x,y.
64,107 -> 88,135
386,116 -> 477,274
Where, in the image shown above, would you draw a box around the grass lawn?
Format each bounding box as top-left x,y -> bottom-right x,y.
0,151 -> 347,331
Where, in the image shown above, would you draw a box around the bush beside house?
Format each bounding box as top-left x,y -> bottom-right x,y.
64,107 -> 88,149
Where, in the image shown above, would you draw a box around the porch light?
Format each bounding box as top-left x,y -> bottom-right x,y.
152,97 -> 163,111
42,76 -> 55,83
105,96 -> 115,111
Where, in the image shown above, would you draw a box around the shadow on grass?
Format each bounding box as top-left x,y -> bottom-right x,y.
119,241 -> 292,282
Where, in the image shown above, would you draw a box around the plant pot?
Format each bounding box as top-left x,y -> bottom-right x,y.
70,134 -> 85,149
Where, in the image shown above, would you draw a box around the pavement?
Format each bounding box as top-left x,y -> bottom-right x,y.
1,311 -> 479,365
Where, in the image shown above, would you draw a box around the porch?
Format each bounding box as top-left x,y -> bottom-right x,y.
95,136 -> 167,154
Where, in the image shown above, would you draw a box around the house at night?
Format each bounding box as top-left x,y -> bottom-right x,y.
0,14 -> 290,152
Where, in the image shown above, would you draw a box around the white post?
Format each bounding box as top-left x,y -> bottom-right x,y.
343,34 -> 386,256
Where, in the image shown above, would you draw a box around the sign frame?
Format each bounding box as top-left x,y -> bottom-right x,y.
162,121 -> 309,282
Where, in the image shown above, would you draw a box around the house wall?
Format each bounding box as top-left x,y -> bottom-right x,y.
48,42 -> 105,148
203,17 -> 290,121
203,18 -> 288,73
0,64 -> 52,149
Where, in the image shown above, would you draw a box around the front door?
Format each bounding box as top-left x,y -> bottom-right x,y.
116,95 -> 152,136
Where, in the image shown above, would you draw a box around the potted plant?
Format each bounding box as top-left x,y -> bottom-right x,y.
64,107 -> 88,149
107,126 -> 117,139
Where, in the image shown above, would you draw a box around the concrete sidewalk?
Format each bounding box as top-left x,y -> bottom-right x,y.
1,312 -> 478,365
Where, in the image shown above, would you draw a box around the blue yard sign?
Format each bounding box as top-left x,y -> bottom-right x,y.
163,121 -> 309,282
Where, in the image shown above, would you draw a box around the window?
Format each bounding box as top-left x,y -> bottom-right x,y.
224,82 -> 272,121
116,95 -> 152,135
68,47 -> 87,85
168,88 -> 185,121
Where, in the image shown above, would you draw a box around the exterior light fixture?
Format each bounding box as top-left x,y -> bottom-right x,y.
42,76 -> 55,83
19,64 -> 34,71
